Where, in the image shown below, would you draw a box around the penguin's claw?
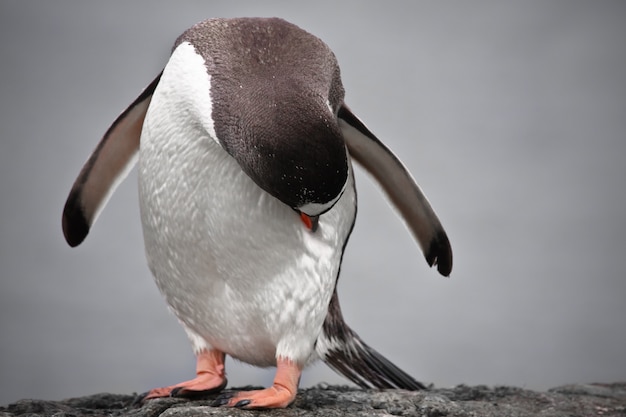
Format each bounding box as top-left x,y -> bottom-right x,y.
131,392 -> 150,406
234,399 -> 251,408
210,393 -> 233,407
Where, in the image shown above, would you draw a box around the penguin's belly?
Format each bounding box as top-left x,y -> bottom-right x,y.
138,109 -> 355,367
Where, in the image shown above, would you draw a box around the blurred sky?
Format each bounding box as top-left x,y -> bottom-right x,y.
1,0 -> 625,406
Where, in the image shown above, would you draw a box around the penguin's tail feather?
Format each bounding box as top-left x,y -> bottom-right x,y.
316,293 -> 427,390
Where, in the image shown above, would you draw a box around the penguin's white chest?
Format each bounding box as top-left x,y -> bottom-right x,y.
136,42 -> 356,367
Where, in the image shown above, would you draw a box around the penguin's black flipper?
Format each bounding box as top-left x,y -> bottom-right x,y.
316,292 -> 427,390
62,72 -> 162,247
338,104 -> 452,277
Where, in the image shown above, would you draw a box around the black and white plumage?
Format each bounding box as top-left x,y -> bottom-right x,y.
62,17 -> 452,409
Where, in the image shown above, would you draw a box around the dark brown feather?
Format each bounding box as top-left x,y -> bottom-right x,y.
318,292 -> 427,390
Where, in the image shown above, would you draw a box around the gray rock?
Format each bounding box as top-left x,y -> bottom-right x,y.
2,383 -> 625,417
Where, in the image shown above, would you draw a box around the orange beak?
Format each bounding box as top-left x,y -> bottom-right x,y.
299,212 -> 320,232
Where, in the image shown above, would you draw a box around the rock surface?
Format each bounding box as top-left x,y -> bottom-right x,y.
2,383 -> 626,417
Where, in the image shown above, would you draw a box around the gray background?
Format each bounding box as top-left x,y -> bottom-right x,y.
1,0 -> 625,406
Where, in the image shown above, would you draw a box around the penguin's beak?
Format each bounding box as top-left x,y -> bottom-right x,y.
299,212 -> 320,233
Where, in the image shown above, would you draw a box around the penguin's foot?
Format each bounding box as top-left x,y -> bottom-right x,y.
143,349 -> 227,400
212,357 -> 301,409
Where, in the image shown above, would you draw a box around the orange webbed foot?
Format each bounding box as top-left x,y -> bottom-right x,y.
211,357 -> 301,409
141,349 -> 227,401
212,385 -> 296,409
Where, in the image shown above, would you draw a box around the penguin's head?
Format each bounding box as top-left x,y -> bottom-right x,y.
223,78 -> 349,217
181,17 -> 350,217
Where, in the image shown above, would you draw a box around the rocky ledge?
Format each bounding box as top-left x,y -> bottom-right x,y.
2,383 -> 625,417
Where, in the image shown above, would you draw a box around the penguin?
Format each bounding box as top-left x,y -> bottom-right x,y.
62,17 -> 452,409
